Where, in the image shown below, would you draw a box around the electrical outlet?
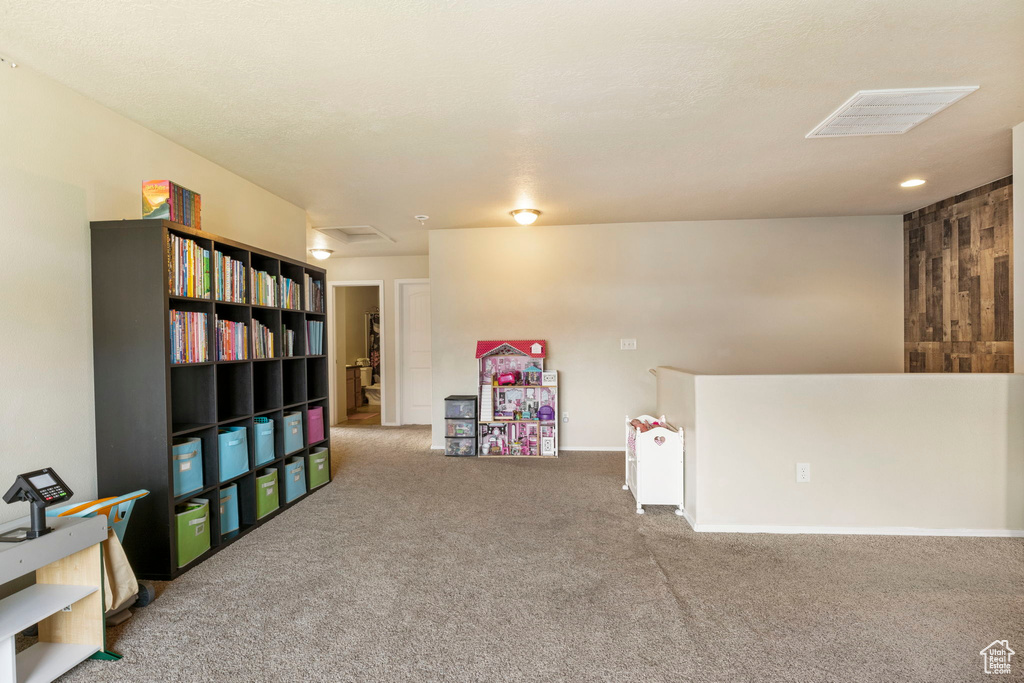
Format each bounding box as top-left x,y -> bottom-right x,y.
796,463 -> 810,483
620,338 -> 637,350
562,411 -> 569,423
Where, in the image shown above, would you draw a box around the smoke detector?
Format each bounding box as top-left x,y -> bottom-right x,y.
806,87 -> 978,138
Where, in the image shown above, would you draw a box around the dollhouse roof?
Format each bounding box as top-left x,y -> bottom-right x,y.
476,340 -> 546,359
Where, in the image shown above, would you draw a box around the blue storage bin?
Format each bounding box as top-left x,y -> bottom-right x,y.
218,426 -> 248,482
172,437 -> 204,497
283,456 -> 307,502
254,417 -> 275,466
283,412 -> 304,454
219,484 -> 240,535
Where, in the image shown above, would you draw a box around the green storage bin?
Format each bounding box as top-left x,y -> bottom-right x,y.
175,498 -> 211,568
256,468 -> 280,519
308,448 -> 330,489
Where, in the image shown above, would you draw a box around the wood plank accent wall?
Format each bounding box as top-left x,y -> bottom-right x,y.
904,176 -> 1013,372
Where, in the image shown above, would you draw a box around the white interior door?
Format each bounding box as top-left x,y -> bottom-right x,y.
399,282 -> 432,424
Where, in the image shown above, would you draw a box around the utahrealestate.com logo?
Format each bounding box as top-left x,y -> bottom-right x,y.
980,640 -> 1015,675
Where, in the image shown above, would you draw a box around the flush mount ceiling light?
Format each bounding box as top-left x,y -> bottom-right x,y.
511,208 -> 541,226
309,248 -> 334,260
900,179 -> 926,188
414,215 -> 429,225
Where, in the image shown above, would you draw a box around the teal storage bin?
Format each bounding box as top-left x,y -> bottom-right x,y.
218,426 -> 248,482
219,484 -> 239,535
172,437 -> 203,497
254,417 -> 275,466
283,412 -> 303,454
283,456 -> 306,502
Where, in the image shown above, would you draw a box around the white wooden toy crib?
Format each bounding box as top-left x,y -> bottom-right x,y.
624,414 -> 685,516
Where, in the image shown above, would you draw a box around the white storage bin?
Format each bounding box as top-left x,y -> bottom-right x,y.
623,414 -> 684,516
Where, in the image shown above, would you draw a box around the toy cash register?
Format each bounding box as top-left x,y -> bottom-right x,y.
1,468 -> 73,541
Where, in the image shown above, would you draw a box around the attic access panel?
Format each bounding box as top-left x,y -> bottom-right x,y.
806,87 -> 978,138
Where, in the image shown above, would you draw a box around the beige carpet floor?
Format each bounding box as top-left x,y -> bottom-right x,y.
56,425 -> 1023,682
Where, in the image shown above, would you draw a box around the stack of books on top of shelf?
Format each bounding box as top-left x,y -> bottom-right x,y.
282,325 -> 296,357
280,276 -> 302,310
252,318 -> 274,359
170,310 -> 208,364
306,320 -> 324,355
216,317 -> 249,361
250,269 -> 277,306
167,233 -> 210,298
143,180 -> 202,228
304,274 -> 324,313
215,251 -> 245,303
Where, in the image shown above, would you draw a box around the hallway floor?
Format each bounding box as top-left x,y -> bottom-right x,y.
335,404 -> 382,426
60,426 -> 1023,682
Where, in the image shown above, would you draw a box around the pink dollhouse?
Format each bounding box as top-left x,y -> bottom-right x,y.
476,340 -> 558,457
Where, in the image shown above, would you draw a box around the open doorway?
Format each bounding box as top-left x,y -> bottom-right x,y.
329,281 -> 385,426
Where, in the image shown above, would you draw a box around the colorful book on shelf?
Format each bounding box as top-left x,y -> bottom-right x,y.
170,310 -> 209,364
215,251 -> 246,303
167,233 -> 210,298
216,317 -> 249,361
280,276 -> 302,310
252,318 -> 275,359
305,320 -> 324,355
304,274 -> 324,312
144,180 -> 202,228
282,325 -> 296,357
250,268 -> 278,306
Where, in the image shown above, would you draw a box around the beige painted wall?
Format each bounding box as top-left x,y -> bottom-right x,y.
1015,122 -> 1023,371
0,66 -> 307,523
322,256 -> 429,425
657,368 -> 1024,533
429,217 -> 904,449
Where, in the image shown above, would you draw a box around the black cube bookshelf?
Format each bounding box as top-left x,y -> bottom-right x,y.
90,219 -> 332,580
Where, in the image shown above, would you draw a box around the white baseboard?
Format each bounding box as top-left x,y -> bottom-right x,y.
559,447 -> 624,452
680,508 -> 696,530
691,523 -> 1024,538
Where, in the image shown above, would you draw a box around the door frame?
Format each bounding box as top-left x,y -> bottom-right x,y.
394,278 -> 431,426
327,280 -> 386,426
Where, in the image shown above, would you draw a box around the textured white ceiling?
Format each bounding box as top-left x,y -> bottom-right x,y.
1,0 -> 1022,256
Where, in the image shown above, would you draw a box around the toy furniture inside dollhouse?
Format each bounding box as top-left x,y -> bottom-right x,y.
476,340 -> 559,457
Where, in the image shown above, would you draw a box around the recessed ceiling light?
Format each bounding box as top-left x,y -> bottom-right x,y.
511,208 -> 541,226
900,179 -> 926,188
309,248 -> 334,260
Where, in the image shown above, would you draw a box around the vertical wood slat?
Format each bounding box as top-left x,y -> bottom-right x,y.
903,176 -> 1013,372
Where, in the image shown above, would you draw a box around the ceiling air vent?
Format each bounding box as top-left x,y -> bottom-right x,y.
806,87 -> 978,138
313,225 -> 396,245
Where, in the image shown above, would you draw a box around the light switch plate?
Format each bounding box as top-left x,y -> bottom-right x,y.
620,338 -> 637,350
